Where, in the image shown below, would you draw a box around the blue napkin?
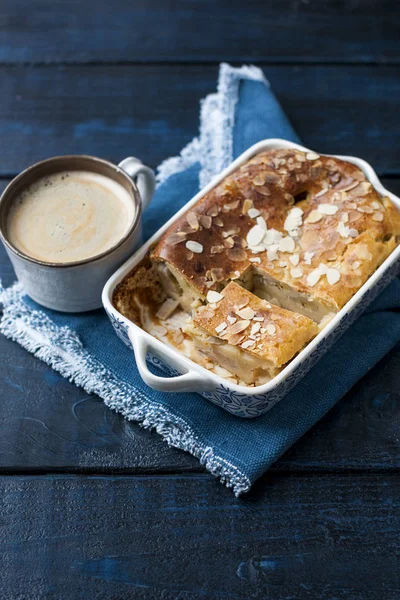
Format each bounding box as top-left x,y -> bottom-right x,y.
1,64 -> 399,495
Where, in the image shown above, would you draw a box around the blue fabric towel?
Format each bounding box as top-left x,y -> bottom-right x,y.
1,64 -> 399,495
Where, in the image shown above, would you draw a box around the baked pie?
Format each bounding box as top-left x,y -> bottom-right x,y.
114,148 -> 400,386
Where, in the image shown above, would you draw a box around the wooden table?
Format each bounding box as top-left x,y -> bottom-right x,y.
1,2 -> 399,597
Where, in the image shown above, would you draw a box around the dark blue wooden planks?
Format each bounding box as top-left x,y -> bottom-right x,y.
0,1 -> 398,595
0,0 -> 399,65
1,474 -> 400,599
0,331 -> 200,473
0,65 -> 399,177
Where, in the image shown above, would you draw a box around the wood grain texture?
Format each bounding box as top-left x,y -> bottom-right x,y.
1,1 -> 399,595
0,0 -> 398,65
0,65 -> 399,176
1,474 -> 400,599
0,330 -> 200,473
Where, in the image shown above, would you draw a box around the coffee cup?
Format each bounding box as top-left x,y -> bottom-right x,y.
0,155 -> 155,312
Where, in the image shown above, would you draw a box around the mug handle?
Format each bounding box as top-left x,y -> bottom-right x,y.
118,157 -> 156,210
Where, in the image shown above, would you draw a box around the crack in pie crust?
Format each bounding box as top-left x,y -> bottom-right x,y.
113,148 -> 400,386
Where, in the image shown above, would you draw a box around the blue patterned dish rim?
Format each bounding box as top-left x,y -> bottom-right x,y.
102,139 -> 400,418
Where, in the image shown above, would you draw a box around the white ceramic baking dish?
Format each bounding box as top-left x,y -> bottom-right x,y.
102,139 -> 400,418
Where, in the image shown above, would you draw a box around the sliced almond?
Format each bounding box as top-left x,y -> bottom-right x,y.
223,200 -> 240,211
210,268 -> 225,282
266,323 -> 277,335
306,210 -> 323,224
264,229 -> 283,246
304,251 -> 315,265
326,268 -> 341,285
180,224 -> 197,235
248,207 -> 261,219
306,151 -> 320,161
199,215 -> 212,229
228,333 -> 245,346
247,224 -> 265,247
256,216 -> 268,231
224,237 -> 235,249
210,245 -> 224,254
307,268 -> 322,287
256,186 -> 271,196
242,198 -> 254,214
252,174 -> 265,186
185,240 -> 203,253
284,207 -> 303,232
206,290 -> 224,303
250,322 -> 261,336
227,247 -> 247,262
236,306 -> 255,320
227,320 -> 250,335
314,187 -> 329,198
225,226 -> 241,237
278,236 -> 295,253
206,204 -> 219,217
357,205 -> 373,214
186,212 -> 199,230
264,170 -> 281,184
235,297 -> 249,309
166,232 -> 188,245
337,221 -> 350,238
268,247 -> 279,261
341,181 -> 360,193
215,322 -> 228,334
318,203 -> 338,215
233,235 -> 246,249
241,339 -> 256,350
250,245 -> 266,254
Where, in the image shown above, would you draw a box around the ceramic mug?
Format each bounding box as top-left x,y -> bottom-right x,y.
0,155 -> 155,312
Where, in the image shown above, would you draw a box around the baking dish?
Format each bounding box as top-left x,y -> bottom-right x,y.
102,139 -> 400,418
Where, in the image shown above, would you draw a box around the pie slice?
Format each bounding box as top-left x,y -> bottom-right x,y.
184,282 -> 318,385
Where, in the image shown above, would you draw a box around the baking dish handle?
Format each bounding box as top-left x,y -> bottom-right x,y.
128,329 -> 213,393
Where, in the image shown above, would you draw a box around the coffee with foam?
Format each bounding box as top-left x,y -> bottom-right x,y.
7,170 -> 135,263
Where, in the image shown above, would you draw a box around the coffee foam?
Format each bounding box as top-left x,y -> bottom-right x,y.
7,170 -> 136,263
